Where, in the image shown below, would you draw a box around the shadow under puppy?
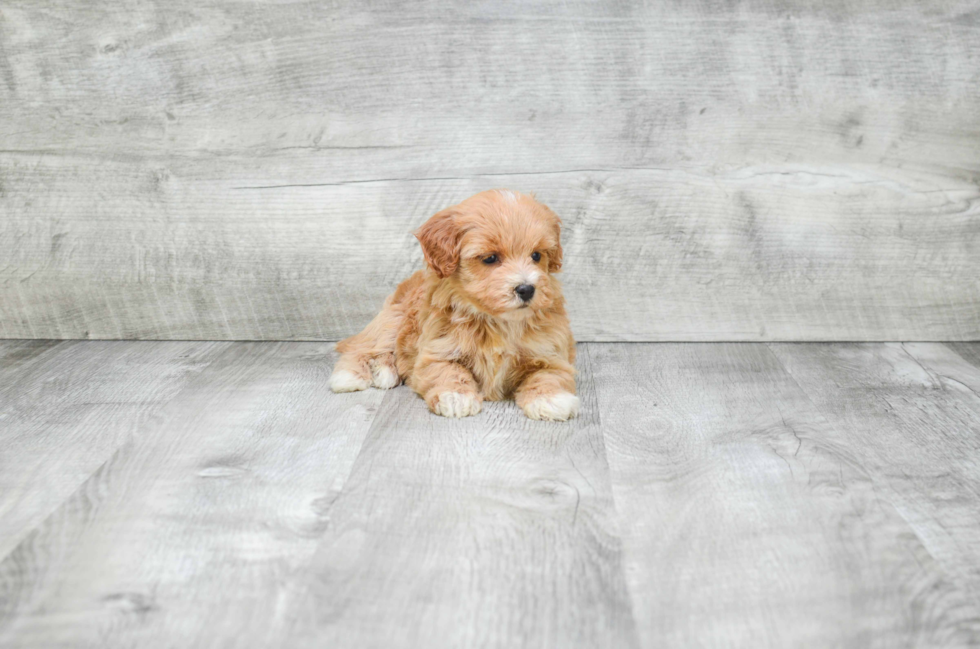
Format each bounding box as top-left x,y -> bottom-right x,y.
330,189 -> 578,421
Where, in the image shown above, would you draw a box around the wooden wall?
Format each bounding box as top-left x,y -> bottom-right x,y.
1,0 -> 978,341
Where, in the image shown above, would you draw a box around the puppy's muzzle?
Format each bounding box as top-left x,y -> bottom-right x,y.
515,284 -> 535,303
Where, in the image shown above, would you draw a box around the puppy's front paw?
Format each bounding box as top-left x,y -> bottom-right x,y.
329,369 -> 371,393
369,360 -> 400,390
522,392 -> 580,421
432,391 -> 482,418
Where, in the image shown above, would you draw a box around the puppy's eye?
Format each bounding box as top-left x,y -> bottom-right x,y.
531,251 -> 542,263
482,254 -> 498,265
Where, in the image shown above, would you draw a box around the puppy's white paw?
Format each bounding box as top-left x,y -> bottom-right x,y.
370,363 -> 400,390
523,392 -> 580,421
329,369 -> 370,393
433,392 -> 482,418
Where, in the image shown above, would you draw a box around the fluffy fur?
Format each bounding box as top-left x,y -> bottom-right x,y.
330,189 -> 578,420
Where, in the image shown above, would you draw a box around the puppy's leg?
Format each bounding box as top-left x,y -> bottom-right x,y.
368,352 -> 400,390
332,349 -> 399,393
331,284 -> 409,393
515,363 -> 579,421
414,360 -> 482,418
329,352 -> 372,393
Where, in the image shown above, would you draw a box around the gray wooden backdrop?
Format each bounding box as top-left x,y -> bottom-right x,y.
1,0 -> 979,341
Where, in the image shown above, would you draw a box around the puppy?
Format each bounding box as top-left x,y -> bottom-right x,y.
329,189 -> 578,421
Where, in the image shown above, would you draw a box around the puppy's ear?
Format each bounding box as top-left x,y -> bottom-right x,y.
416,209 -> 462,278
548,214 -> 564,273
549,240 -> 563,273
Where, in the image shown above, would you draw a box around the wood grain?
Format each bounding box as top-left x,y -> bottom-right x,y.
590,342 -> 980,648
0,343 -> 386,648
1,1 -> 979,341
284,346 -> 639,648
0,340 -> 226,559
770,342 -> 980,609
0,341 -> 63,385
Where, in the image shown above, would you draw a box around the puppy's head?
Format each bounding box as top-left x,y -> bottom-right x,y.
416,189 -> 564,318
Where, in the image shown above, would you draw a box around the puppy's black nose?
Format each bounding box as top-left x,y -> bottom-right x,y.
515,284 -> 535,302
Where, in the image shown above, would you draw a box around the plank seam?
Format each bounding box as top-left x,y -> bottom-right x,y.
583,342 -> 644,647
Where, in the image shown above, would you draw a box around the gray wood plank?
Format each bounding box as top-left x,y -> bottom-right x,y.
1,161 -> 978,342
1,1 -> 978,172
0,340 -> 227,560
283,346 -> 639,648
769,343 -> 980,608
591,342 -> 980,648
1,0 -> 979,341
0,343 -> 386,648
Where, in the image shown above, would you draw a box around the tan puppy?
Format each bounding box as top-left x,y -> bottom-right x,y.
330,189 -> 578,421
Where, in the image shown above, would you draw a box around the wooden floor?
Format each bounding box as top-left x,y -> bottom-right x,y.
2,341 -> 980,648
